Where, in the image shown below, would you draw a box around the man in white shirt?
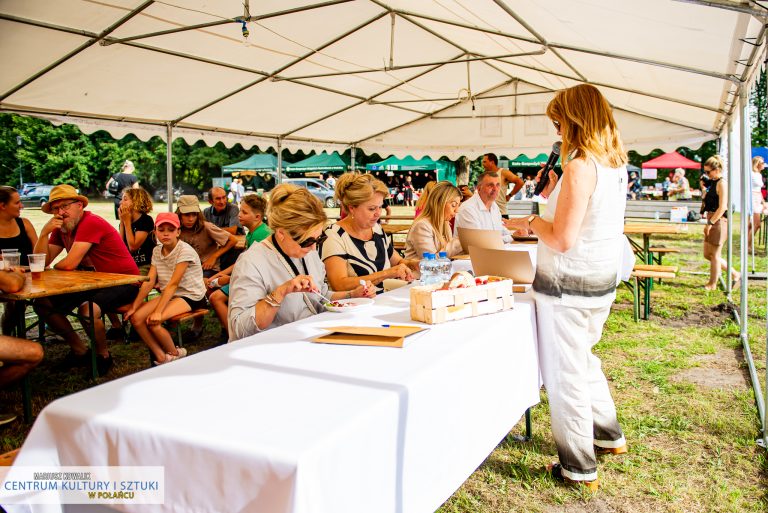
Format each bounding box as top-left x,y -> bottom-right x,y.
483,153 -> 524,219
453,171 -> 513,243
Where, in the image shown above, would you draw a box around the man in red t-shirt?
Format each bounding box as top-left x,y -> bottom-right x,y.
34,185 -> 140,376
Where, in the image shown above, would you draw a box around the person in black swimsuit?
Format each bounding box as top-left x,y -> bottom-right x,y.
0,186 -> 38,335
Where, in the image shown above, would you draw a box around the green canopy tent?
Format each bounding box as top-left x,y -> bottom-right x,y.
284,151 -> 361,176
507,153 -> 549,167
365,156 -> 456,184
221,154 -> 284,192
222,154 -> 281,176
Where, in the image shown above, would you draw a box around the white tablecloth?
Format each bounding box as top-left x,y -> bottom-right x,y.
6,286 -> 540,513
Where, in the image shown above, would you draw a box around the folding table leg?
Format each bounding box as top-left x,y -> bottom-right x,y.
632,278 -> 639,322
15,302 -> 33,423
643,277 -> 652,320
88,300 -> 98,380
525,408 -> 532,440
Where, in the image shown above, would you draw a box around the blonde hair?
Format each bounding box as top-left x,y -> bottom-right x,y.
267,184 -> 326,242
415,181 -> 461,248
546,84 -> 627,168
334,172 -> 388,209
704,155 -> 724,172
752,156 -> 764,172
414,181 -> 437,212
122,187 -> 153,214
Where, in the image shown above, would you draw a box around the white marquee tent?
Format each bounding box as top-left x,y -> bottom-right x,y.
1,0 -> 768,444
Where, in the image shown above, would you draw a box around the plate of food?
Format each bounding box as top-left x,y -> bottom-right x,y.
324,297 -> 374,312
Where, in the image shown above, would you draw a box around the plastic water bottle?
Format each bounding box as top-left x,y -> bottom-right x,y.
419,253 -> 439,285
437,251 -> 451,283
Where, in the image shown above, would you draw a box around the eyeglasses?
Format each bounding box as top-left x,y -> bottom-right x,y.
50,200 -> 80,214
296,233 -> 327,248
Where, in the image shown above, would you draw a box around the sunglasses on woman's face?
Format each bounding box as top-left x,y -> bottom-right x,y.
297,233 -> 327,248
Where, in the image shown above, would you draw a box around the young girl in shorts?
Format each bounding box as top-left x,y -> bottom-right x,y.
206,194 -> 272,342
125,213 -> 207,364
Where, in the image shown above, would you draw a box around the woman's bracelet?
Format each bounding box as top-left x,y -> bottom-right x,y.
346,290 -> 352,299
263,291 -> 282,307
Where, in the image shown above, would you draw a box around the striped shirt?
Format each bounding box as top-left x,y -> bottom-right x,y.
320,222 -> 393,293
152,240 -> 206,301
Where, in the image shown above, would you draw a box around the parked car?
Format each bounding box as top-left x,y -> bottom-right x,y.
283,178 -> 337,208
20,184 -> 54,208
20,182 -> 44,196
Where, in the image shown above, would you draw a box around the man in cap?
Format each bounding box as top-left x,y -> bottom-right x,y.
106,160 -> 139,219
33,185 -> 140,376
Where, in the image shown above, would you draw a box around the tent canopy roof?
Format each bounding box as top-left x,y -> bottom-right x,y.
222,154 -> 281,174
285,151 -> 356,172
1,1 -> 766,159
641,151 -> 700,169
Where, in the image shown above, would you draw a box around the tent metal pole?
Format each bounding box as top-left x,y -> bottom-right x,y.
277,139 -> 283,185
166,122 -> 174,213
727,119 -> 733,299
737,85 -> 766,433
764,59 -> 768,451
351,146 -> 356,173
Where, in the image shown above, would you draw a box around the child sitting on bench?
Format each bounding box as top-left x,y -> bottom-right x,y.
124,213 -> 206,365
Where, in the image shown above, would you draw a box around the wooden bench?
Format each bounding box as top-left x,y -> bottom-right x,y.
0,448 -> 19,466
166,309 -> 210,347
626,264 -> 678,321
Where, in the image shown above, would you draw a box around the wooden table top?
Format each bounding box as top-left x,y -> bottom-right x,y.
381,223 -> 413,235
0,269 -> 150,301
623,223 -> 688,235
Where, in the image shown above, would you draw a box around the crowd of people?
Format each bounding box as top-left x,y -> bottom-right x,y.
0,83 -> 765,490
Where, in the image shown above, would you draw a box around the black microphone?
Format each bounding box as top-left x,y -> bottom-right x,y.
533,141 -> 562,197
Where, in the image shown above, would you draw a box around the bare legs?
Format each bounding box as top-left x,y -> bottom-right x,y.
0,336 -> 43,388
703,241 -> 739,290
129,297 -> 190,362
209,289 -> 229,339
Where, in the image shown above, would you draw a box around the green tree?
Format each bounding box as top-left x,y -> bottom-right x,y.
751,67 -> 766,147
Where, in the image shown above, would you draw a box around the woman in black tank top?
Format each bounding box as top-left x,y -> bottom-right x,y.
701,157 -> 740,290
0,186 -> 39,334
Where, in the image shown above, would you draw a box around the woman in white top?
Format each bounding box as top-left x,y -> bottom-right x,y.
405,181 -> 463,259
228,184 -> 373,341
749,156 -> 765,249
322,173 -> 418,294
506,84 -> 628,491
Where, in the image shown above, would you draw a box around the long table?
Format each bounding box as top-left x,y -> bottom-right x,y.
623,222 -> 688,264
4,285 -> 540,513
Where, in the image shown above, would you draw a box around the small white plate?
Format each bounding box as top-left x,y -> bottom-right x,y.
325,298 -> 374,312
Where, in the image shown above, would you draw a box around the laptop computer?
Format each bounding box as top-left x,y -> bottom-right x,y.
468,246 -> 535,292
456,227 -> 504,253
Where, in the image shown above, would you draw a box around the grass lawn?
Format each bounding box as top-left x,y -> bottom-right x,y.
2,200 -> 767,512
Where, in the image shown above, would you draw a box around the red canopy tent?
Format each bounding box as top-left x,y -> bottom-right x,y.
641,151 -> 700,169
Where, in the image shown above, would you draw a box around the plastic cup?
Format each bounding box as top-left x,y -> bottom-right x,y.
28,254 -> 46,279
3,252 -> 20,270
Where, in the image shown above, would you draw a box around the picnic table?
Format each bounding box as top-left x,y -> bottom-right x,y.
0,269 -> 149,420
623,222 -> 687,265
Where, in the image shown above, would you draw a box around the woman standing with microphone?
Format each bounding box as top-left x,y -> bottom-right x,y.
506,84 -> 628,491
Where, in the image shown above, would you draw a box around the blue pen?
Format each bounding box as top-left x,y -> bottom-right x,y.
381,324 -> 390,328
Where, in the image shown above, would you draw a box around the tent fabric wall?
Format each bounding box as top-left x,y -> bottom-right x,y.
222,154 -> 281,175
2,1 -> 766,159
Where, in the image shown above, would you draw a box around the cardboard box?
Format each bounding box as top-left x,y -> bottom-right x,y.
409,276 -> 514,324
670,206 -> 688,223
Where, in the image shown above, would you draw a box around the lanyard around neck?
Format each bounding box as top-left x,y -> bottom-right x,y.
271,234 -> 308,277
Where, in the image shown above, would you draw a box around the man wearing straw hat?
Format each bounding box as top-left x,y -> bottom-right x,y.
33,185 -> 140,376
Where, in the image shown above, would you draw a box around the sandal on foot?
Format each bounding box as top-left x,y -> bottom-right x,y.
154,347 -> 187,365
546,462 -> 599,492
595,444 -> 627,455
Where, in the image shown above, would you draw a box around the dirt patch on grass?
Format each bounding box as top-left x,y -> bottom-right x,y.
670,348 -> 749,390
656,302 -> 733,328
